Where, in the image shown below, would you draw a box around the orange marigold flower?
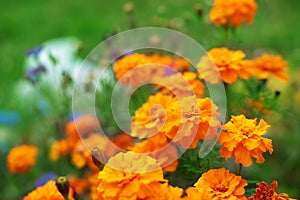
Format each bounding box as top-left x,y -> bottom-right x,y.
7,145 -> 38,174
249,53 -> 289,82
183,187 -> 202,200
210,0 -> 257,27
218,115 -> 273,167
154,72 -> 205,97
165,96 -> 220,148
197,47 -> 251,84
113,53 -> 165,87
193,168 -> 247,199
111,133 -> 134,150
49,139 -> 69,161
131,92 -> 176,139
97,152 -> 170,199
149,54 -> 190,71
23,180 -> 74,200
248,180 -> 294,200
129,132 -> 178,172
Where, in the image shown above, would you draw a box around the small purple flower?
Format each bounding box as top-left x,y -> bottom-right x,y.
25,65 -> 47,84
35,172 -> 57,187
26,45 -> 43,57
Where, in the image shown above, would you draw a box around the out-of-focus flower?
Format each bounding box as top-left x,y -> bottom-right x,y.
148,54 -> 190,72
35,172 -> 57,188
129,132 -> 178,172
23,180 -> 74,200
249,53 -> 289,82
69,176 -> 89,195
248,180 -> 294,200
88,173 -> 101,200
65,114 -> 100,149
218,115 -> 273,167
111,133 -> 134,150
193,168 -> 247,199
26,45 -> 43,57
154,72 -> 204,97
165,96 -> 220,148
113,53 -> 190,87
97,152 -> 176,199
7,145 -> 38,174
49,139 -> 69,161
25,65 -> 47,84
210,0 -> 257,27
197,47 -> 251,84
242,98 -> 271,116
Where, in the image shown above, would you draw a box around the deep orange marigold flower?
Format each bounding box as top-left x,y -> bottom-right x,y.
219,115 -> 273,167
23,180 -> 74,200
97,152 -> 174,199
248,180 -> 294,200
210,0 -> 257,27
7,145 -> 38,174
193,168 -> 247,199
249,53 -> 289,82
197,47 -> 251,84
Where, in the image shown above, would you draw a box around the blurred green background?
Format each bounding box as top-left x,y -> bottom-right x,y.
1,0 -> 299,199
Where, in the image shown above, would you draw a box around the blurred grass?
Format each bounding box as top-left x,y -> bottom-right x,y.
0,0 -> 300,198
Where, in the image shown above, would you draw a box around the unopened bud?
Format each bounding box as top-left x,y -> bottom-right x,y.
123,2 -> 134,14
194,3 -> 203,17
56,176 -> 70,199
91,146 -> 106,170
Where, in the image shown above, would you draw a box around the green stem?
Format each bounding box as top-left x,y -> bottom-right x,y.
238,163 -> 243,175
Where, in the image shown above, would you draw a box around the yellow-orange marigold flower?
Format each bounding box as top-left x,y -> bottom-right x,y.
7,145 -> 38,174
23,180 -> 74,200
131,92 -> 176,139
249,53 -> 289,82
218,115 -> 273,167
197,47 -> 251,84
248,180 -> 294,200
129,132 -> 178,172
210,0 -> 257,27
97,152 -> 171,199
193,168 -> 247,200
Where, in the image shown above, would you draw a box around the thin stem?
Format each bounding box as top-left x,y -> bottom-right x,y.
237,163 -> 243,175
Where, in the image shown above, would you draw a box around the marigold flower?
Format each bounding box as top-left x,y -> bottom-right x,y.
149,54 -> 190,71
97,152 -> 170,199
49,139 -> 69,161
154,72 -> 205,97
7,145 -> 38,174
113,53 -> 164,87
131,92 -> 176,139
197,47 -> 251,84
129,132 -> 178,172
165,96 -> 220,148
111,133 -> 134,150
23,180 -> 74,200
210,0 -> 257,27
193,168 -> 247,199
249,53 -> 289,82
218,115 -> 273,167
65,114 -> 100,149
248,180 -> 294,200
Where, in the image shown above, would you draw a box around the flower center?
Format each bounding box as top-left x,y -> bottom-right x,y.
215,184 -> 228,192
